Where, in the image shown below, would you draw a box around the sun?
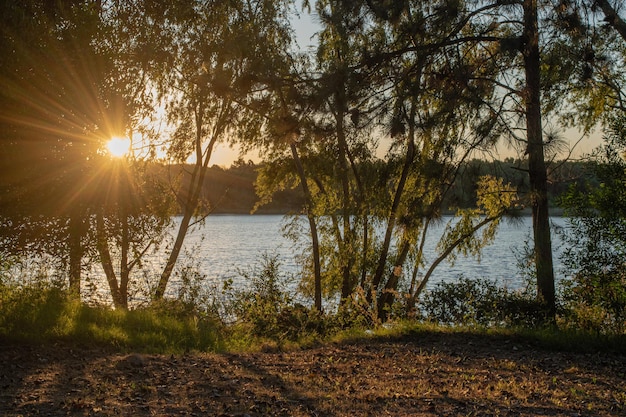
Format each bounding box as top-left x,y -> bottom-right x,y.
106,136 -> 131,158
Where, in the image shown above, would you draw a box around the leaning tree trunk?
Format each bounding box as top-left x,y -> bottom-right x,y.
154,101 -> 219,300
96,212 -> 125,309
370,117 -> 416,300
523,0 -> 556,320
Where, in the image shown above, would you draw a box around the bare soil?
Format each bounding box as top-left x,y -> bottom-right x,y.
1,331 -> 624,416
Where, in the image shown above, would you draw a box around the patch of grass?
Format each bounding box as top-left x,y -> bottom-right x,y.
0,284 -> 223,353
510,326 -> 626,354
328,320 -> 625,355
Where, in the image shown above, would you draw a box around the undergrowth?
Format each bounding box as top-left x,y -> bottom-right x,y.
0,280 -> 624,355
1,258 -> 624,354
0,282 -> 223,353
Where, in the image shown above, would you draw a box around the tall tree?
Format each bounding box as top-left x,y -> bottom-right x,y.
152,0 -> 294,299
256,0 -> 516,319
364,0 -> 578,320
521,0 -> 557,318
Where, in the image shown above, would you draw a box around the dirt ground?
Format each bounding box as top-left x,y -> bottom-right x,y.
1,331 -> 624,416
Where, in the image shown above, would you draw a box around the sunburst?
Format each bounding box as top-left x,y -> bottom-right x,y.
106,136 -> 131,158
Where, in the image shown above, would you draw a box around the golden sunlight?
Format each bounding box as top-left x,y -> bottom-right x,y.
106,136 -> 131,158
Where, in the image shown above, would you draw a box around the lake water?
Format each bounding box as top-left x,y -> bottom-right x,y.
72,214 -> 568,305
137,214 -> 568,298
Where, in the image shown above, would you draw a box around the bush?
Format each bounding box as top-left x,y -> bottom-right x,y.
557,118 -> 626,335
0,280 -> 72,339
0,280 -> 223,352
420,277 -> 544,327
559,267 -> 626,335
227,253 -> 326,342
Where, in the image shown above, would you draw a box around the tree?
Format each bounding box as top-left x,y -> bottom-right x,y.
523,0 -> 557,319
0,0 -> 113,294
256,0 -> 519,320
388,0 -> 573,320
0,1 -> 177,307
152,0 -> 294,299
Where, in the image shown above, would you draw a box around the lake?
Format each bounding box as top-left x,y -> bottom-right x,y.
69,214 -> 569,305
124,214 -> 568,301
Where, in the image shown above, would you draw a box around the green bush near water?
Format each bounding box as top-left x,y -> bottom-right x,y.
224,254 -> 330,348
419,277 -> 546,328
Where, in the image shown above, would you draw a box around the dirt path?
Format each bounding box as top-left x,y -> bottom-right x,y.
1,331 -> 624,416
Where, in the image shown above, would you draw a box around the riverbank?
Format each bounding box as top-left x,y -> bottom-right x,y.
1,330 -> 624,416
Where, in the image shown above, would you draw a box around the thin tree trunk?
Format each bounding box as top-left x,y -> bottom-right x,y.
370,117 -> 416,299
154,101 -> 219,300
524,0 -> 556,320
406,218 -> 431,314
68,210 -> 84,297
335,106 -> 355,300
346,147 -> 369,290
596,0 -> 626,42
96,212 -> 124,309
408,218 -> 430,295
290,142 -> 323,312
412,215 -> 498,301
119,210 -> 130,309
377,239 -> 411,321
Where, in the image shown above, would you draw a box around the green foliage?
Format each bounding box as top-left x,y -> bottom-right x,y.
0,281 -> 222,353
440,176 -> 518,263
558,118 -> 626,335
226,254 -> 326,343
421,277 -> 545,328
334,286 -> 381,329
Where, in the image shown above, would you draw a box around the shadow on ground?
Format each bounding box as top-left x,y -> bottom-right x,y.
0,331 -> 624,416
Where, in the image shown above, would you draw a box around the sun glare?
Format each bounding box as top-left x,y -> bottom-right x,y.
106,136 -> 131,158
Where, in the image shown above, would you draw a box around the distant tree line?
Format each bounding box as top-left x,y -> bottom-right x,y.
162,157 -> 597,215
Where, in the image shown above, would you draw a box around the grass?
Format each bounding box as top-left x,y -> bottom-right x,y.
0,284 -> 223,352
1,283 -> 624,354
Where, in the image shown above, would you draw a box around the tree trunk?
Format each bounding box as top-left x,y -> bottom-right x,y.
335,103 -> 355,300
412,215 -> 499,301
370,119 -> 416,299
596,0 -> 626,42
523,0 -> 556,320
154,101 -> 216,300
377,239 -> 411,321
290,142 -> 323,312
119,210 -> 130,309
154,103 -> 217,300
68,210 -> 84,297
96,212 -> 124,309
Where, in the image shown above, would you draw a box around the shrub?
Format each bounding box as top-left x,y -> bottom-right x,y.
227,253 -> 326,342
559,267 -> 626,335
334,286 -> 381,329
0,280 -> 72,339
420,277 -> 544,327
